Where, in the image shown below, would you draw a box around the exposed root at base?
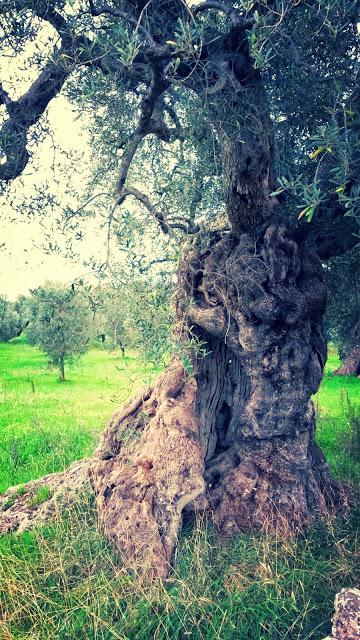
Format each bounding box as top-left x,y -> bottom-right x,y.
0,459 -> 91,534
89,358 -> 206,579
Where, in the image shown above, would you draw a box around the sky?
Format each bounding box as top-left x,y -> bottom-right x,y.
0,19 -> 108,300
0,95 -> 109,300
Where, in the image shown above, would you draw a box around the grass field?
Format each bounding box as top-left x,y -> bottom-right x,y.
0,338 -> 359,639
0,337 -> 160,493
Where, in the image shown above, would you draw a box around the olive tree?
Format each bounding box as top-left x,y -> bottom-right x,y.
29,283 -> 92,380
0,0 -> 359,577
325,247 -> 360,376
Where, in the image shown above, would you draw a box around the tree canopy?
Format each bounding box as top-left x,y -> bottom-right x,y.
0,0 -> 359,261
325,246 -> 360,375
0,296 -> 20,341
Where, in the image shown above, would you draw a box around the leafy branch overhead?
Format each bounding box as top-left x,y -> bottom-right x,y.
0,0 -> 359,255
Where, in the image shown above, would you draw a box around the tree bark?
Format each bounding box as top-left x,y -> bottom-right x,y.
86,221 -> 340,577
59,357 -> 65,382
335,347 -> 360,377
325,588 -> 360,640
0,226 -> 343,579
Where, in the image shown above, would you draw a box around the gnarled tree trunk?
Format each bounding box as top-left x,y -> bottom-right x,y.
335,347 -> 360,376
0,12 -> 342,580
87,221 -> 339,578
85,52 -> 340,576
0,222 -> 342,580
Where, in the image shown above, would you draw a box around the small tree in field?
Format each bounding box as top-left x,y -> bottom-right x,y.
29,284 -> 92,381
13,295 -> 34,337
93,275 -> 173,362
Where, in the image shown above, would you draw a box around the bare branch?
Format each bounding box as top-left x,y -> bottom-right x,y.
191,1 -> 252,28
115,133 -> 144,195
139,257 -> 176,273
115,56 -> 171,194
118,186 -> 199,235
0,83 -> 12,107
0,57 -> 68,182
88,0 -> 158,49
117,186 -> 171,234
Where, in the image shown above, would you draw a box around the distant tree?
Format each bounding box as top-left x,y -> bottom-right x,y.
90,271 -> 173,362
0,296 -> 20,342
100,289 -> 128,355
13,295 -> 34,337
126,276 -> 173,366
28,283 -> 92,381
325,247 -> 360,376
0,296 -> 19,342
0,295 -> 35,342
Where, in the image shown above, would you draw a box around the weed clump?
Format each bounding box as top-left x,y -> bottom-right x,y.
28,485 -> 51,507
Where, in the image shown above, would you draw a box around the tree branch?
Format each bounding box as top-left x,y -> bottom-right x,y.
0,82 -> 12,107
139,257 -> 176,273
118,186 -> 199,235
117,186 -> 172,235
114,54 -> 171,194
0,57 -> 68,181
88,0 -> 158,49
0,7 -> 149,183
191,1 -> 252,28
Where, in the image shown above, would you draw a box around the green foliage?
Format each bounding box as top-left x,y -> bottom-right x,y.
338,391 -> 360,463
128,278 -> 173,366
170,16 -> 204,59
324,246 -> 360,360
0,296 -> 19,342
1,0 -> 359,249
28,283 -> 93,380
113,27 -> 142,68
90,274 -> 174,366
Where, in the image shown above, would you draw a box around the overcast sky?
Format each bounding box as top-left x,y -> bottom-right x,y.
0,20 -> 109,301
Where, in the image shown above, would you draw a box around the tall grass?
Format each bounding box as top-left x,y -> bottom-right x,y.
316,350 -> 360,485
0,498 -> 359,639
0,338 -> 359,639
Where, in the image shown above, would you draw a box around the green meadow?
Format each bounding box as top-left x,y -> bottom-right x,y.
0,337 -> 159,493
0,338 -> 359,640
